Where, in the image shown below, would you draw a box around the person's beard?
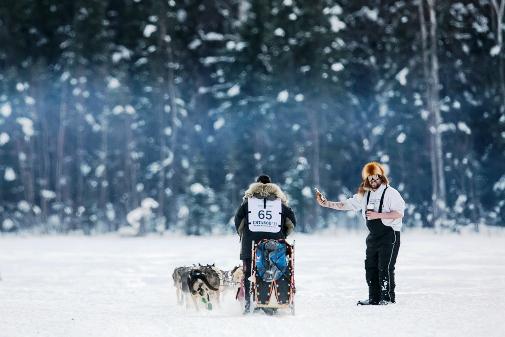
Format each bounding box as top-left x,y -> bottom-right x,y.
370,180 -> 382,190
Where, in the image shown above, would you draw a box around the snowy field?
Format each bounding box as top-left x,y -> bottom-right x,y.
1,231 -> 505,337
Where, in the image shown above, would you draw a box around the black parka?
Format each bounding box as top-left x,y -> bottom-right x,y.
234,183 -> 296,260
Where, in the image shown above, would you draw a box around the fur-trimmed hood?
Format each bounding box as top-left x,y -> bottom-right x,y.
243,182 -> 289,206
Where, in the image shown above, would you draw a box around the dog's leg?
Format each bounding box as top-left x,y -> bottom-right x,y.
179,283 -> 185,304
176,286 -> 182,305
216,291 -> 221,308
208,291 -> 217,309
191,293 -> 200,311
184,292 -> 191,309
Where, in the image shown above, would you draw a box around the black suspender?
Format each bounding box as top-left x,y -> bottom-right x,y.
379,186 -> 388,212
366,186 -> 389,213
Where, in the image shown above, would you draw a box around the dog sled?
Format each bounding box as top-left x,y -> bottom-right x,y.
250,239 -> 295,315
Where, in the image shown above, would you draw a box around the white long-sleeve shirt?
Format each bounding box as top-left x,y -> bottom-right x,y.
338,184 -> 406,231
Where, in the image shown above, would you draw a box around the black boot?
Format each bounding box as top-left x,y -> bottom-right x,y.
357,298 -> 379,305
357,284 -> 380,306
378,290 -> 395,305
379,285 -> 396,304
377,289 -> 395,305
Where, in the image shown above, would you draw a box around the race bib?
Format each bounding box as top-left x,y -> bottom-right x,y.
248,197 -> 282,233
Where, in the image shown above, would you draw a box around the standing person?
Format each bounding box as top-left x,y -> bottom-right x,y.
234,175 -> 296,314
315,162 -> 405,305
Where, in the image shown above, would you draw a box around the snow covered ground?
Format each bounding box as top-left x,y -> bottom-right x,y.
1,230 -> 504,337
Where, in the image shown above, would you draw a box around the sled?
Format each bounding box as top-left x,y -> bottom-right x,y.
250,239 -> 295,315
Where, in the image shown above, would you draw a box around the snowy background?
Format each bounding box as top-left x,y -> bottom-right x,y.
1,231 -> 505,337
0,1 -> 504,234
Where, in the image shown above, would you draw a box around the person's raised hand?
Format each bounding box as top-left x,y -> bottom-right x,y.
315,191 -> 327,207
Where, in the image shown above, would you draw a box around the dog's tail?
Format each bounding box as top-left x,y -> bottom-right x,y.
189,270 -> 219,294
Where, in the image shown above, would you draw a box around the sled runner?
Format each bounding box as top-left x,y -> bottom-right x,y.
250,239 -> 295,315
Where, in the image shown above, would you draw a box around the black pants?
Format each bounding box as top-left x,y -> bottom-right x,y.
365,231 -> 400,302
243,258 -> 252,307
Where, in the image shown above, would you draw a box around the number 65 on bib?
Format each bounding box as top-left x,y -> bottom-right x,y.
248,197 -> 282,233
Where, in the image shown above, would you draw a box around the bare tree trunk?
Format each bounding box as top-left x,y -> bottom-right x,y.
156,3 -> 168,226
16,138 -> 35,205
15,135 -> 36,230
491,0 -> 505,113
127,119 -> 138,212
56,75 -> 69,214
157,1 -> 181,230
419,0 -> 447,228
428,0 -> 447,228
418,1 -> 437,224
124,114 -> 137,211
470,179 -> 480,231
75,68 -> 85,223
33,62 -> 51,224
309,108 -> 320,231
467,152 -> 480,231
96,68 -> 109,217
99,111 -> 109,210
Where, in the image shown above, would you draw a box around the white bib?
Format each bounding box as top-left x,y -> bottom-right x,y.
248,197 -> 282,233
